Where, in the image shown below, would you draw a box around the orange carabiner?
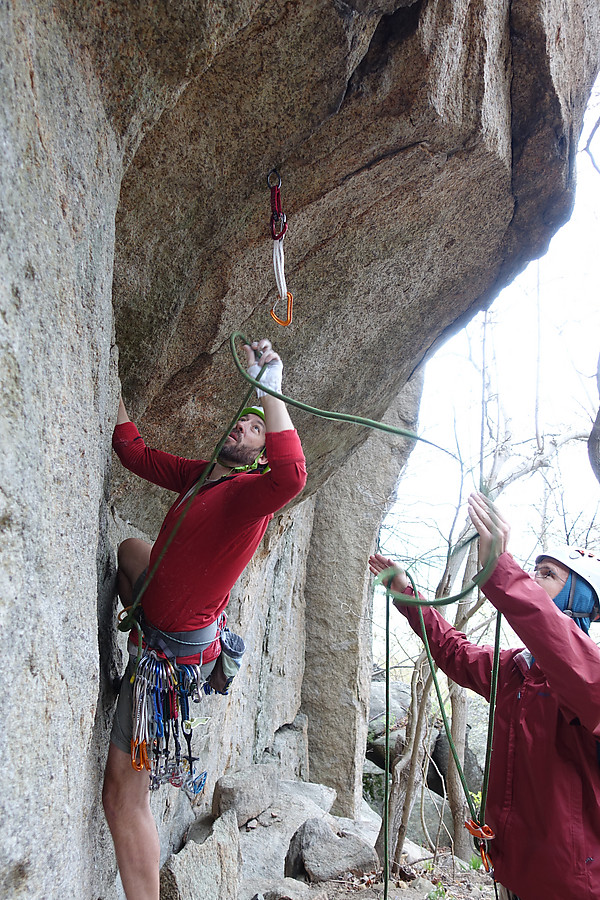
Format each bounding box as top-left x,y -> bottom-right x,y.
118,606 -> 132,624
270,291 -> 293,327
131,739 -> 150,772
479,843 -> 494,874
464,818 -> 495,841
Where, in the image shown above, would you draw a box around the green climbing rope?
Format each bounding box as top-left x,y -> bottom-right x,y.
113,328 -> 504,885
228,332 -> 459,462
479,611 -> 502,827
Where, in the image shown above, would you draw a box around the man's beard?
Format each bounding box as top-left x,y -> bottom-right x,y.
218,441 -> 263,468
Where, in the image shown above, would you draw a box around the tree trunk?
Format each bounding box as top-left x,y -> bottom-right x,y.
374,657 -> 433,868
588,353 -> 600,486
447,683 -> 471,860
447,540 -> 479,860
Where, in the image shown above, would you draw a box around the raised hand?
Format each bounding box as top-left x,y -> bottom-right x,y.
369,553 -> 410,594
467,491 -> 510,568
244,338 -> 283,398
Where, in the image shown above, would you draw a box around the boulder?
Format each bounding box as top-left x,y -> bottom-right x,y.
213,764 -> 281,827
284,817 -> 379,883
427,725 -> 484,798
323,799 -> 382,850
257,879 -> 329,900
160,809 -> 240,900
406,786 -> 454,853
238,780 -> 337,899
369,681 -> 413,740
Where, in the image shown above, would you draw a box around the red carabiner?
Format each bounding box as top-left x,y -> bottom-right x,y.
268,169 -> 288,241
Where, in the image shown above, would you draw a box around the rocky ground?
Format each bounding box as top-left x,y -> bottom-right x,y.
311,852 -> 497,900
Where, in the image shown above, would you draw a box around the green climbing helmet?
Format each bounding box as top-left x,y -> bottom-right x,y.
237,405 -> 265,422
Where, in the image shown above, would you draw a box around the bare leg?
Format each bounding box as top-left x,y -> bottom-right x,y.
117,538 -> 152,605
102,742 -> 160,900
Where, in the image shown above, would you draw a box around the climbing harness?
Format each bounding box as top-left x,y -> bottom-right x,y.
127,610 -> 247,789
268,170 -> 293,326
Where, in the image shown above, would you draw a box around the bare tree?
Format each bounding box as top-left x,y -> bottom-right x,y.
588,353 -> 600,486
583,114 -> 600,174
581,84 -> 600,482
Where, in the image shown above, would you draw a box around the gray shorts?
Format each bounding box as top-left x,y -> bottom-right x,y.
109,653 -> 217,755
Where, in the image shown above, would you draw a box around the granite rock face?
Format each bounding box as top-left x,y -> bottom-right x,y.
301,372 -> 423,817
1,2 -> 599,898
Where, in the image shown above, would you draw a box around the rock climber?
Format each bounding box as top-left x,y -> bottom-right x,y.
369,490 -> 600,900
103,338 -> 307,900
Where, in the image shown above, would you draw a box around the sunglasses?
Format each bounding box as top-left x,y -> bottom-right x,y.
532,566 -> 567,585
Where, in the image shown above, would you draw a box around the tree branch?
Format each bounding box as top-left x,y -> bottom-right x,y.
583,114 -> 600,174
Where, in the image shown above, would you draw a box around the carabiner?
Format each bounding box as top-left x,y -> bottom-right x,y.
269,169 -> 288,240
131,739 -> 150,772
271,212 -> 287,240
270,291 -> 293,327
479,843 -> 494,875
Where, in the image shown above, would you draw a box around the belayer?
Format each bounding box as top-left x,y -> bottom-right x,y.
103,338 -> 306,900
369,490 -> 600,900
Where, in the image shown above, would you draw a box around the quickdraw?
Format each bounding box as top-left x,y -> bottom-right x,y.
130,650 -> 211,797
268,169 -> 293,326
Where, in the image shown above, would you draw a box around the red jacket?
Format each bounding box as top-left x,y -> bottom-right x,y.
399,553 -> 600,900
113,422 -> 306,660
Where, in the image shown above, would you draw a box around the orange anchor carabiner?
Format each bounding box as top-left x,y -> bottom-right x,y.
270,291 -> 293,327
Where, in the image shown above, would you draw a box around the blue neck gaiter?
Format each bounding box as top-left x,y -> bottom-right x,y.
552,574 -> 596,635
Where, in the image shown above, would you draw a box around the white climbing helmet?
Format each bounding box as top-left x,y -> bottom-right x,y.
536,547 -> 600,607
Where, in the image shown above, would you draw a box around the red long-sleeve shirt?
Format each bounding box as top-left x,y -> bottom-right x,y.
398,553 -> 600,900
113,421 -> 306,660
